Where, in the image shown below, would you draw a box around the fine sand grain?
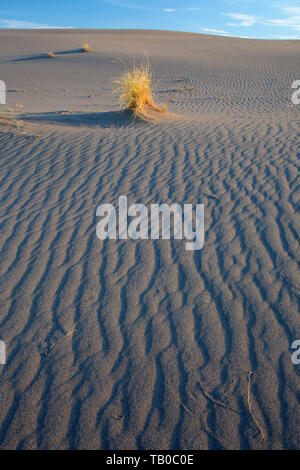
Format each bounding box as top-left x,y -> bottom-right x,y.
0,30 -> 299,450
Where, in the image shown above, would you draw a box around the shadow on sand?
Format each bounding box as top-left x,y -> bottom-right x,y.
21,110 -> 145,129
12,48 -> 88,62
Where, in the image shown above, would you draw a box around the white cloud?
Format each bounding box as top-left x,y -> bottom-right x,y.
282,7 -> 300,16
0,19 -> 73,28
104,2 -> 200,13
263,16 -> 300,31
201,27 -> 230,35
223,6 -> 300,33
101,1 -> 156,11
275,34 -> 300,39
163,7 -> 201,13
222,13 -> 258,27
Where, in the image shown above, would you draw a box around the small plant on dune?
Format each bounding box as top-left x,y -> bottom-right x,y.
46,51 -> 56,58
114,61 -> 166,119
82,43 -> 92,52
0,103 -> 24,128
0,113 -> 21,128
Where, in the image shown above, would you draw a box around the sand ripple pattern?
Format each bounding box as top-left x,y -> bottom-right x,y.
0,111 -> 299,449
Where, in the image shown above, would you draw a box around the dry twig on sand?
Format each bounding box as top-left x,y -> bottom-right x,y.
180,401 -> 197,417
197,382 -> 239,414
247,371 -> 265,440
46,329 -> 77,354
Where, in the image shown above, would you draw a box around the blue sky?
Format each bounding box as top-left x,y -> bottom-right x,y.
1,0 -> 300,39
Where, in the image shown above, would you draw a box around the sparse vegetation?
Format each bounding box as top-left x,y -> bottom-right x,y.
82,43 -> 92,52
0,114 -> 21,128
114,60 -> 166,119
0,104 -> 24,130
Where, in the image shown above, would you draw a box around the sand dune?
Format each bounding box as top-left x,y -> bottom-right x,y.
0,30 -> 299,450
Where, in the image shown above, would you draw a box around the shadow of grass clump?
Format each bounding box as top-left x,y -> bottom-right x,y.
12,47 -> 93,62
20,110 -> 148,129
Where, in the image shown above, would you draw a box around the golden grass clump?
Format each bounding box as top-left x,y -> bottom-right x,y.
82,43 -> 92,52
46,51 -> 56,58
114,62 -> 166,119
0,114 -> 21,128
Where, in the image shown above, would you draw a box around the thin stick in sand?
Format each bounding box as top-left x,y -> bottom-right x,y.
48,329 -> 77,353
180,401 -> 197,417
247,371 -> 265,441
197,382 -> 239,414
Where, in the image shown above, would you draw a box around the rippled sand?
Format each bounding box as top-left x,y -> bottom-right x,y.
0,30 -> 299,450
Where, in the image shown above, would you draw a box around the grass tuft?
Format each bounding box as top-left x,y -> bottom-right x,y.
0,113 -> 21,128
82,43 -> 92,52
114,61 -> 166,119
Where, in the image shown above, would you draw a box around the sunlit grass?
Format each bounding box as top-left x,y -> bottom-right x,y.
82,43 -> 92,52
114,61 -> 166,119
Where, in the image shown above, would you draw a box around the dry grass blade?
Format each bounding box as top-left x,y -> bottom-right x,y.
247,371 -> 265,440
47,329 -> 77,354
180,401 -> 197,416
197,381 -> 239,413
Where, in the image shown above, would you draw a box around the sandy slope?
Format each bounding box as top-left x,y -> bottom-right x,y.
0,30 -> 299,450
